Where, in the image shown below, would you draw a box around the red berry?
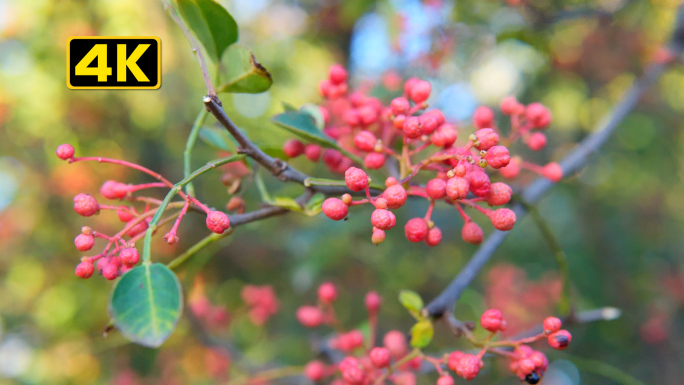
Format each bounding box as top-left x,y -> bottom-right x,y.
465,170 -> 491,197
56,144 -> 75,160
206,211 -> 230,234
454,354 -> 482,380
125,218 -> 149,237
499,156 -> 521,179
543,317 -> 562,333
383,330 -> 408,357
527,132 -> 547,151
530,351 -> 549,371
322,198 -> 348,221
480,309 -> 504,333
462,222 -> 484,244
329,64 -> 348,85
354,131 -> 376,152
391,97 -> 410,116
102,263 -> 119,280
319,79 -> 332,97
405,218 -> 429,243
409,80 -> 431,103
296,305 -> 324,328
437,375 -> 455,385
304,144 -> 322,161
526,103 -> 551,128
447,351 -> 465,372
364,152 -> 385,169
336,330 -> 364,352
343,109 -> 361,126
73,193 -> 99,217
304,360 -> 326,381
74,234 -> 95,251
338,356 -> 359,373
473,128 -> 499,150
424,109 -> 445,126
371,209 -> 396,230
486,182 -> 512,206
117,207 -> 135,222
393,114 -> 406,130
100,180 -> 128,200
283,139 -> 305,158
358,105 -> 378,125
345,167 -> 369,192
426,178 -> 447,200
120,247 -> 140,267
446,176 -> 469,200
543,162 -> 563,182
365,291 -> 382,313
402,116 -> 423,139
374,197 -> 388,209
419,113 -> 439,135
75,261 -> 94,279
484,145 -> 511,169
518,358 -> 536,375
318,282 -> 338,304
425,226 -> 442,247
383,184 -> 407,209
500,96 -> 524,115
548,330 -> 572,350
473,106 -> 495,129
371,228 -> 386,244
323,149 -> 343,169
385,177 -> 399,187
489,208 -> 516,231
431,123 -> 458,147
342,365 -> 365,384
369,347 -> 391,368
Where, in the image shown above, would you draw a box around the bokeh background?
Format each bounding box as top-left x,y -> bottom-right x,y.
0,0 -> 683,384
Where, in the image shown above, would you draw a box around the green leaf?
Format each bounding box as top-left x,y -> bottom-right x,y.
199,126 -> 234,152
399,290 -> 424,313
218,44 -> 272,94
271,110 -> 338,148
304,193 -> 325,216
109,263 -> 183,348
299,103 -> 325,131
269,196 -> 303,213
281,102 -> 297,112
410,320 -> 434,348
176,0 -> 238,63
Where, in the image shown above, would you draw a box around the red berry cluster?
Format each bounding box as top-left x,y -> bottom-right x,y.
296,283 -> 572,384
241,285 -> 280,325
291,65 -> 564,245
56,144 -> 234,280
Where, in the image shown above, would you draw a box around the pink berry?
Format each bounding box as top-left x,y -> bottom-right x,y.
75,261 -> 94,279
323,149 -> 343,168
338,356 -> 359,373
371,209 -> 396,230
73,193 -> 99,217
74,234 -> 95,251
385,177 -> 399,187
206,211 -> 231,234
343,109 -> 361,126
500,96 -> 524,115
480,309 -> 504,332
486,182 -> 512,206
409,80 -> 431,103
543,317 -> 562,334
296,305 -> 324,328
473,128 -> 499,150
364,152 -> 385,169
305,144 -> 322,162
374,197 -> 388,209
404,218 -> 429,243
342,365 -> 365,384
530,351 -> 549,371
322,198 -> 348,221
473,106 -> 494,129
329,64 -> 348,85
548,330 -> 572,350
383,330 -> 408,357
425,226 -> 442,247
120,247 -> 140,267
423,109 -> 445,126
345,167 -> 369,192
526,103 -> 551,128
431,123 -> 458,147
391,97 -> 410,116
419,113 -> 440,135
543,162 -> 563,182
56,144 -> 75,160
318,282 -> 338,304
489,208 -> 516,231
100,180 -> 128,200
365,291 -> 382,313
499,156 -> 521,179
336,330 -> 364,352
446,176 -> 469,200
354,131 -> 376,152
447,351 -> 465,372
426,178 -> 447,200
383,184 -> 407,209
527,132 -> 547,151
402,116 -> 423,139
283,139 -> 305,158
465,170 -> 491,197
518,358 -> 536,375
454,354 -> 482,380
357,105 -> 378,125
484,145 -> 510,169
304,360 -> 326,381
369,347 -> 391,368
125,218 -> 149,237
371,229 -> 385,244
319,79 -> 332,97
102,263 -> 119,280
437,375 -> 455,385
462,222 -> 484,245
117,207 -> 135,222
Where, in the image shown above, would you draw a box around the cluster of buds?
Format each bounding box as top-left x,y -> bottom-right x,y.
56,144 -> 233,280
290,66 -> 563,246
295,283 -> 572,384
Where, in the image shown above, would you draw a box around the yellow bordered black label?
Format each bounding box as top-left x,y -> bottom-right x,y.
67,36 -> 161,90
